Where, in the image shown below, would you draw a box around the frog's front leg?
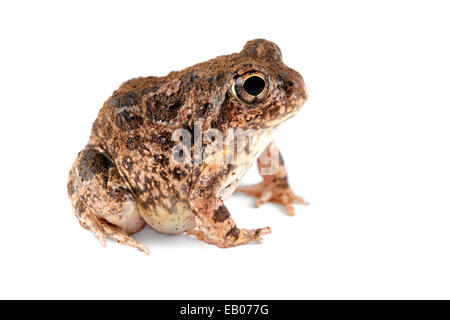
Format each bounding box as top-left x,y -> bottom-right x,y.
187,164 -> 271,248
237,141 -> 307,216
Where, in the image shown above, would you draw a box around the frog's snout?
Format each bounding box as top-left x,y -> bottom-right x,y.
287,73 -> 308,110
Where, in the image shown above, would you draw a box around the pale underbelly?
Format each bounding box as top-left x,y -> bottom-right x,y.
138,200 -> 196,234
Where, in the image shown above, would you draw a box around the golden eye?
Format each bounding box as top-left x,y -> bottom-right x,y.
232,72 -> 269,103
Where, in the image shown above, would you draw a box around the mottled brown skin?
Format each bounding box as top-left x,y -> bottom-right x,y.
67,39 -> 308,254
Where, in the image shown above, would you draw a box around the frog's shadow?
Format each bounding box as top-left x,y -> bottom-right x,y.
132,226 -> 205,250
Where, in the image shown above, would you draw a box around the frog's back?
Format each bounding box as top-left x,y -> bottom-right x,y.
84,74 -> 200,234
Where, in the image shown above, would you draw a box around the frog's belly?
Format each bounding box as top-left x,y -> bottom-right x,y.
138,200 -> 195,235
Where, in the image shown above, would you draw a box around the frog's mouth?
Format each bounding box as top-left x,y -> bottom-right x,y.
275,107 -> 302,124
258,104 -> 303,129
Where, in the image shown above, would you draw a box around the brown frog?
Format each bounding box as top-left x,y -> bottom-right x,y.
67,39 -> 308,255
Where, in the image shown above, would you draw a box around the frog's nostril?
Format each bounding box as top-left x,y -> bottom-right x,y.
284,79 -> 300,94
291,76 -> 307,101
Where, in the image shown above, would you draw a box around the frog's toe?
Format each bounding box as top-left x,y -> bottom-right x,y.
236,183 -> 265,198
238,181 -> 307,216
234,227 -> 272,245
99,219 -> 150,255
187,226 -> 271,247
76,205 -> 149,255
292,193 -> 309,205
78,208 -> 107,247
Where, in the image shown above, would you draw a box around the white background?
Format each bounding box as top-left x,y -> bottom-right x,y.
1,0 -> 449,299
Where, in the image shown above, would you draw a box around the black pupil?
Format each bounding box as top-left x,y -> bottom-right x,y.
243,76 -> 265,96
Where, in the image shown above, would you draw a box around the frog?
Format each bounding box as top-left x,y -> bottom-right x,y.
67,39 -> 308,255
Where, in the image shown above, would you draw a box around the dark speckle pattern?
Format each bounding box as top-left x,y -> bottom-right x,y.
213,205 -> 230,223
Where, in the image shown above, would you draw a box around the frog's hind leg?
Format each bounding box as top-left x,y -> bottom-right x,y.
67,148 -> 149,255
237,141 -> 308,216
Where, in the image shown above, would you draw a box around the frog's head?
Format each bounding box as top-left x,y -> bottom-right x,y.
219,39 -> 308,130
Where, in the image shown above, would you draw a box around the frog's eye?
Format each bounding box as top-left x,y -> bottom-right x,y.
232,72 -> 269,103
243,75 -> 265,96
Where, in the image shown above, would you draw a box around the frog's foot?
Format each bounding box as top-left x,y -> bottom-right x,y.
237,180 -> 308,216
78,208 -> 150,255
186,226 -> 271,248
